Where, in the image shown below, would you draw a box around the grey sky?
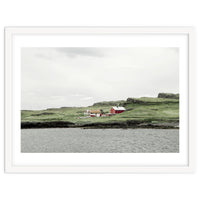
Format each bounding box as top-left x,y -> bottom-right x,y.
21,47 -> 179,110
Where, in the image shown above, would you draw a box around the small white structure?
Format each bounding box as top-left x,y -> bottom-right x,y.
84,110 -> 90,115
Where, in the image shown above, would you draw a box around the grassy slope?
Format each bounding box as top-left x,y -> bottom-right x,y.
21,97 -> 179,124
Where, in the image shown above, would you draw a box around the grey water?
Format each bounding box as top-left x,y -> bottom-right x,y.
21,128 -> 179,153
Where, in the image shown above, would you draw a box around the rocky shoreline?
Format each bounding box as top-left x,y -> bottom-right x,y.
21,121 -> 179,129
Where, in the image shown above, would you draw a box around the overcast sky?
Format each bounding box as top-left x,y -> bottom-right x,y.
21,47 -> 179,110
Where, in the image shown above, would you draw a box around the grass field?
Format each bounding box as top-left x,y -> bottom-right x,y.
21,97 -> 179,125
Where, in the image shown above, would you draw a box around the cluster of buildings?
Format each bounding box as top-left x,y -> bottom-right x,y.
83,106 -> 126,118
84,109 -> 102,117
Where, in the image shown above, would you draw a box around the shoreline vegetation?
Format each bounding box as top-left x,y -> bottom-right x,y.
21,93 -> 179,129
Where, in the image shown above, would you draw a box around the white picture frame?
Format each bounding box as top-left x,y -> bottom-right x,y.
4,26 -> 196,173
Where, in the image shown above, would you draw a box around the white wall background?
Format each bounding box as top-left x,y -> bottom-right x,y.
0,1 -> 199,200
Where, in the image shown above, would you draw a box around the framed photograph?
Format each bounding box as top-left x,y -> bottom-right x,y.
5,27 -> 195,173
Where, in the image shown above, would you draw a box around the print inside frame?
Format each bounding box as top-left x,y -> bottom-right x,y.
5,27 -> 196,173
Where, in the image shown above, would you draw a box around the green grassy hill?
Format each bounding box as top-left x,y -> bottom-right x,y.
21,96 -> 179,126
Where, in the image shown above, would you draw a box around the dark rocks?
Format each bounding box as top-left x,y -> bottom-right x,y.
21,121 -> 75,129
93,100 -> 125,107
77,121 -> 179,129
158,93 -> 179,99
137,122 -> 179,129
126,98 -> 144,104
21,120 -> 179,129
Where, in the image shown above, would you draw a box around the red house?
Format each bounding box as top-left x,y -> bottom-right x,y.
110,106 -> 126,114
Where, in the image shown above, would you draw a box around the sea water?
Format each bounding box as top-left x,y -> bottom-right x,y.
21,128 -> 179,153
